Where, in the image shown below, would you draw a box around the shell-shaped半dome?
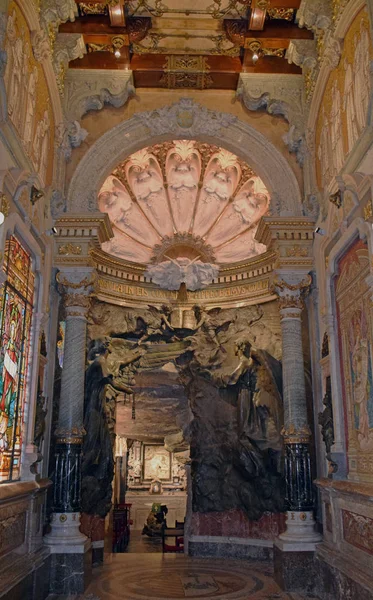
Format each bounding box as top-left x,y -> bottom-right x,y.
98,140 -> 270,265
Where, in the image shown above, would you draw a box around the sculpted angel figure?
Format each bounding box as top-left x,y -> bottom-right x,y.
168,161 -> 198,193
145,256 -> 218,292
202,169 -> 232,204
194,305 -> 220,346
137,305 -> 174,344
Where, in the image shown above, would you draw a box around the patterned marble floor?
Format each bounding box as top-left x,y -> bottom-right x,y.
57,553 -> 320,600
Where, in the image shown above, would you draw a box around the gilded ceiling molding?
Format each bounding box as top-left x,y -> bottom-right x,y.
236,73 -> 306,165
63,68 -> 135,123
66,98 -> 303,219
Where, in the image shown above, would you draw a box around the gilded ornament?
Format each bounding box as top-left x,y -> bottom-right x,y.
64,293 -> 91,310
285,246 -> 309,258
274,274 -> 312,292
58,244 -> 83,256
278,295 -> 304,311
159,55 -> 213,90
364,200 -> 373,221
267,8 -> 294,21
282,424 -> 312,444
79,3 -> 108,15
0,193 -> 10,217
56,272 -> 96,289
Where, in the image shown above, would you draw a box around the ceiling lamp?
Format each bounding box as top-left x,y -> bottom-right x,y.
112,35 -> 125,59
247,40 -> 262,65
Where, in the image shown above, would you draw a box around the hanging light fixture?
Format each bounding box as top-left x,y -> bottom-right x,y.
247,40 -> 262,65
112,36 -> 125,59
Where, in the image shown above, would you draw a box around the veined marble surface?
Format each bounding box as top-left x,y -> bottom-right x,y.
48,553 -> 320,600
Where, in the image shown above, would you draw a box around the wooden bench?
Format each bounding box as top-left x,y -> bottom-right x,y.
162,526 -> 184,553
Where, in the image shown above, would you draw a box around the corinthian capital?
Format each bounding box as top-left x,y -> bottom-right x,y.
56,268 -> 96,316
273,274 -> 312,314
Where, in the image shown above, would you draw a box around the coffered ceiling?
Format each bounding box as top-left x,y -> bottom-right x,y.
59,0 -> 313,89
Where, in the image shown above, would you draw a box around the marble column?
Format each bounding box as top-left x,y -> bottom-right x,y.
273,275 -> 321,589
45,270 -> 94,595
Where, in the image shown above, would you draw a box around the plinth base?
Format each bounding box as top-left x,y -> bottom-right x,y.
92,540 -> 104,566
278,511 -> 322,545
49,545 -> 92,595
274,541 -> 317,593
45,513 -> 92,594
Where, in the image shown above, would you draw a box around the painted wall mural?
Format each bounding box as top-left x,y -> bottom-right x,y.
0,237 -> 34,482
98,140 -> 270,265
4,3 -> 55,186
316,8 -> 373,189
336,239 -> 373,479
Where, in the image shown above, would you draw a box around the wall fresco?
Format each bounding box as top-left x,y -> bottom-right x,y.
316,7 -> 373,189
4,2 -> 55,186
335,239 -> 373,479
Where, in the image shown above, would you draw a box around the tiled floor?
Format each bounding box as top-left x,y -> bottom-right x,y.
59,552 -> 320,600
125,530 -> 163,553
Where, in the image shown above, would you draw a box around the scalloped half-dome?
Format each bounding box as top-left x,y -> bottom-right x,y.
98,140 -> 270,265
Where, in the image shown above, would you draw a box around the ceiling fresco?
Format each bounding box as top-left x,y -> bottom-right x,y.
98,140 -> 269,265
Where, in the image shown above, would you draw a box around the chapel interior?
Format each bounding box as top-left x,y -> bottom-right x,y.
1,1 -> 373,599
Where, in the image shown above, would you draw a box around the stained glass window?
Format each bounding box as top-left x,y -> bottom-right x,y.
0,236 -> 34,482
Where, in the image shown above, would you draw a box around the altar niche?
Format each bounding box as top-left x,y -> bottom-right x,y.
84,297 -> 292,548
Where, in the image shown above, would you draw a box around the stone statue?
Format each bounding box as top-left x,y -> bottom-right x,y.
82,338 -> 142,517
318,377 -> 338,478
137,305 -> 174,344
183,334 -> 285,520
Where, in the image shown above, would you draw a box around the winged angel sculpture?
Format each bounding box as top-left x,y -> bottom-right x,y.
145,256 -> 219,291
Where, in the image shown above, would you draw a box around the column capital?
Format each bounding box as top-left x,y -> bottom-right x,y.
272,273 -> 312,315
56,268 -> 95,317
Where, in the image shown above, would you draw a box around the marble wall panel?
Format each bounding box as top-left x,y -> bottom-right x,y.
191,509 -> 286,540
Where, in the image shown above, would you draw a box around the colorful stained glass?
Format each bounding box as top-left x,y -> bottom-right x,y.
0,236 -> 34,482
